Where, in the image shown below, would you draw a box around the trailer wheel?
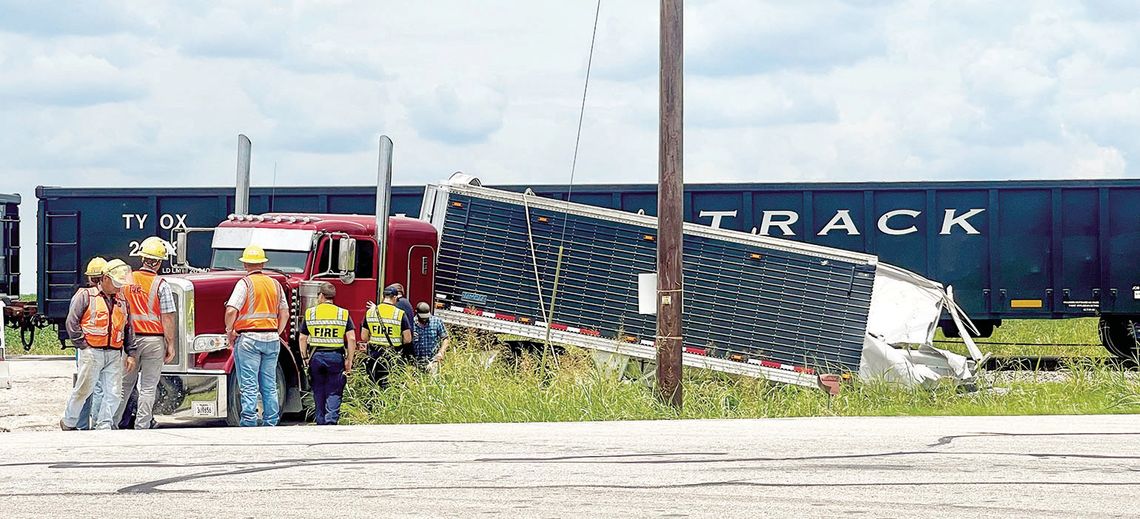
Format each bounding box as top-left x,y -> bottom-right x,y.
1098,317 -> 1139,360
225,363 -> 288,426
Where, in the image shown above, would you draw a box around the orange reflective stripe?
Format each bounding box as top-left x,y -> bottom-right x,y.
81,293 -> 127,348
126,270 -> 165,335
235,274 -> 281,332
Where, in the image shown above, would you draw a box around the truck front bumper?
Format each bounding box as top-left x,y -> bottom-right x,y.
155,372 -> 228,419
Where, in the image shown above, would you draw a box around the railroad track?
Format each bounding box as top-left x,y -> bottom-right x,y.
982,355 -> 1139,371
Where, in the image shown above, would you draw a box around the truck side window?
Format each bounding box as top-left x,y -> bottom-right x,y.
314,237 -> 374,279
315,238 -> 339,276
355,241 -> 375,279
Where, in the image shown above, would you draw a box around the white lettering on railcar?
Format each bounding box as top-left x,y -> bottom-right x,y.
121,212 -> 188,230
877,209 -> 921,236
698,210 -> 737,229
817,210 -> 860,236
159,213 -> 188,230
720,208 -> 986,236
122,213 -> 148,230
756,210 -> 799,236
940,209 -> 985,235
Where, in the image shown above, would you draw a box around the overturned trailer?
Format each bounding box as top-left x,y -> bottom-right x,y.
422,175 -> 979,389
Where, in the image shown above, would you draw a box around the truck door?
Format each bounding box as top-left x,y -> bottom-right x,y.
312,236 -> 378,326
406,245 -> 435,310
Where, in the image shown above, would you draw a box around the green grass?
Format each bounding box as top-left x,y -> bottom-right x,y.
9,301 -> 1135,422
339,329 -> 1140,425
3,325 -> 66,356
3,294 -> 67,356
935,317 -> 1107,358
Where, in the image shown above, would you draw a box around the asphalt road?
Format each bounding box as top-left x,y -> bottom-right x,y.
3,357 -> 1140,517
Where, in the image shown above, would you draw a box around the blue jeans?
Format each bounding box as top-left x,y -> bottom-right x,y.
75,348 -> 96,430
76,396 -> 94,430
62,347 -> 123,429
309,349 -> 346,425
234,335 -> 281,427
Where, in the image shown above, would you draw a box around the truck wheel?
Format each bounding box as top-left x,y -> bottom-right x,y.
1099,317 -> 1139,360
225,363 -> 289,427
226,373 -> 241,427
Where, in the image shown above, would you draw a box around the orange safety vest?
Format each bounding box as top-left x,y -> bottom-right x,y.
80,287 -> 128,348
125,270 -> 165,335
234,273 -> 281,332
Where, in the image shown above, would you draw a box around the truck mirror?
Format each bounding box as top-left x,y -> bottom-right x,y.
337,237 -> 357,273
175,232 -> 188,266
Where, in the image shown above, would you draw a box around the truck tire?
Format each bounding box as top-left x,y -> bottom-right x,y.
1099,317 -> 1139,360
226,362 -> 288,427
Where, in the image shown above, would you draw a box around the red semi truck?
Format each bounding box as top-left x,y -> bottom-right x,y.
154,136 -> 437,425
157,214 -> 436,425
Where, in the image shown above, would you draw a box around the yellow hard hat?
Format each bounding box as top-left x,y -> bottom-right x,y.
239,245 -> 269,264
138,236 -> 169,260
102,259 -> 132,288
85,257 -> 108,277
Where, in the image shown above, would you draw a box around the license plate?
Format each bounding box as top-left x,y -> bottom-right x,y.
192,401 -> 217,417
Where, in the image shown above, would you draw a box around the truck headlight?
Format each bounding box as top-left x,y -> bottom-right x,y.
190,334 -> 228,353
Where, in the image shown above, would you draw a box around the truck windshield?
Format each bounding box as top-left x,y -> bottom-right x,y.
211,249 -> 309,273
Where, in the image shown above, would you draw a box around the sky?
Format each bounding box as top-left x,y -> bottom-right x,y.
2,0 -> 1138,293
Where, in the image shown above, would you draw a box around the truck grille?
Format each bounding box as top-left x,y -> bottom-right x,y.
164,278 -> 195,371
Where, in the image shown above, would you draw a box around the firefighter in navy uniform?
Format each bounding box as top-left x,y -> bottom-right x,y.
298,282 -> 356,425
360,285 -> 412,388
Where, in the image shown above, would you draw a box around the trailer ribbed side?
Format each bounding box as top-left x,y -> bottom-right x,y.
432,188 -> 875,373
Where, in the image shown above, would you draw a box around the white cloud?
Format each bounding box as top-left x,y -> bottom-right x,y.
407,82 -> 508,145
2,0 -> 1140,292
0,38 -> 147,106
0,0 -> 149,36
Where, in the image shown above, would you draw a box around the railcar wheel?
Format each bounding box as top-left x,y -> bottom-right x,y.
1098,317 -> 1139,360
20,323 -> 34,351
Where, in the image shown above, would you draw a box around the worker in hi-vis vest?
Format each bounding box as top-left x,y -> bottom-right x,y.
115,236 -> 176,430
298,282 -> 357,425
224,245 -> 290,427
72,257 -> 107,430
60,259 -> 134,430
360,285 -> 412,388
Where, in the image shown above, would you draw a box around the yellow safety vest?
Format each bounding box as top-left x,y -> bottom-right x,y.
304,303 -> 349,349
365,303 -> 404,348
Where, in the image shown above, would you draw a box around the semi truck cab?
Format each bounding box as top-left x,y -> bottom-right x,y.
155,213 -> 437,425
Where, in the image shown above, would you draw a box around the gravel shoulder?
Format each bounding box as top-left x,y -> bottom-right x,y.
0,356 -> 74,432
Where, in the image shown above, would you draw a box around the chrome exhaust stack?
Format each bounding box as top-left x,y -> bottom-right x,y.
375,135 -> 394,291
235,134 -> 252,215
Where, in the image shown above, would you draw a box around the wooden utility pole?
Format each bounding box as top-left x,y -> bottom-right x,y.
657,0 -> 684,408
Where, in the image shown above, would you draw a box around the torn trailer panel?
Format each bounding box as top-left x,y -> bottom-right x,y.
422,178 -> 882,381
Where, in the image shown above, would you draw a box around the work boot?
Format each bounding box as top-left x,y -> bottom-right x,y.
59,419 -> 76,431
